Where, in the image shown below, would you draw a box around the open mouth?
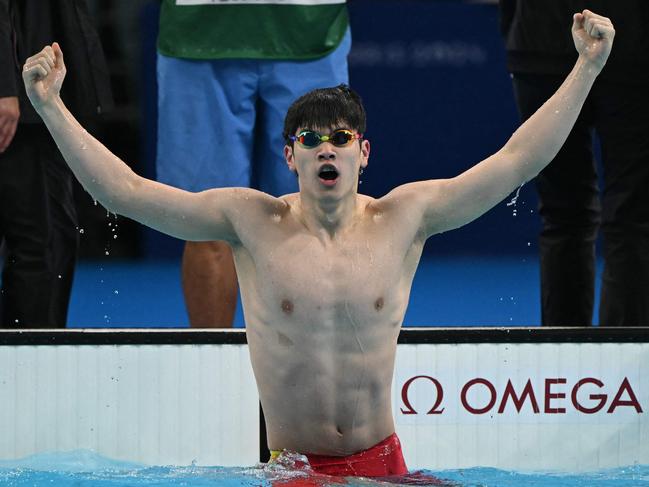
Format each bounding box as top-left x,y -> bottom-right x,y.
318,164 -> 339,185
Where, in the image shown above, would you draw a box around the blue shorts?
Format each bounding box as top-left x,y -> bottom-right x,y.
156,29 -> 351,195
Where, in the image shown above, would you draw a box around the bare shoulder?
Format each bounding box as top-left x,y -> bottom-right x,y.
370,180 -> 445,214
201,186 -> 288,215
368,179 -> 449,237
193,187 -> 289,243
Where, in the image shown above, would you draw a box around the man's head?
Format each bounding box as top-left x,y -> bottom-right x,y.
283,85 -> 370,198
282,84 -> 366,145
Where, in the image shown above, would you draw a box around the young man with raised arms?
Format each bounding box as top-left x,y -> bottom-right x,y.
21,10 -> 614,479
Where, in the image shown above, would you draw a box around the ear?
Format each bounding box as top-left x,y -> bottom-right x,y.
360,139 -> 370,170
284,144 -> 297,173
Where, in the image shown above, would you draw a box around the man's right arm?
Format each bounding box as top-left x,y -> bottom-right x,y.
23,43 -> 262,244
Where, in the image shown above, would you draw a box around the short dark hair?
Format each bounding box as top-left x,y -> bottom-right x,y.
282,84 -> 367,145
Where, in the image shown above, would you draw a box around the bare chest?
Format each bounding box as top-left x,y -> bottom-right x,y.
247,233 -> 411,326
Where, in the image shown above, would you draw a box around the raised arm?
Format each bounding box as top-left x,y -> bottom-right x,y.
385,10 -> 615,237
22,43 -> 271,243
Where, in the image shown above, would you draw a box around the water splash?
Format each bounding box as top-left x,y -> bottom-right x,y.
506,185 -> 523,208
1,451 -> 644,486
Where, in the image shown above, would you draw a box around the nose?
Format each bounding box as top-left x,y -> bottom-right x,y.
317,146 -> 336,161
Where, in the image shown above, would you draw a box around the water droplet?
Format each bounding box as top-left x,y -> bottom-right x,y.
79,228 -> 85,234
527,242 -> 531,246
113,235 -> 117,239
105,251 -> 110,256
114,290 -> 119,295
57,274 -> 62,279
506,184 -> 523,207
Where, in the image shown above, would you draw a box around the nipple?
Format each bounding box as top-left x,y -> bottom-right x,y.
281,299 -> 294,314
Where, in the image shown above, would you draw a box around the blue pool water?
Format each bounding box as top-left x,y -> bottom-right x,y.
1,451 -> 647,486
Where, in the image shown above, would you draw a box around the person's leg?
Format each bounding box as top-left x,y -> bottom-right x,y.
181,241 -> 238,327
256,29 -> 351,196
512,73 -> 600,326
156,55 -> 258,327
0,125 -> 78,328
595,82 -> 649,326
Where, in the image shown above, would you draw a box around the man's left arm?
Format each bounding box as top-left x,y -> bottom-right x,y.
393,10 -> 614,237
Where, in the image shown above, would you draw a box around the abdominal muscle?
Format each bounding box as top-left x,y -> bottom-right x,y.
247,317 -> 399,456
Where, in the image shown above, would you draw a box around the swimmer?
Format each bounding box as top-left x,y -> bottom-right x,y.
22,10 -> 614,479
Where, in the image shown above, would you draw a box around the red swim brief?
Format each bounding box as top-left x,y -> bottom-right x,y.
304,433 -> 408,477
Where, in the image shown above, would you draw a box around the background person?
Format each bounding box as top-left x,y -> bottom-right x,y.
0,0 -> 112,328
500,0 -> 649,326
156,0 -> 351,327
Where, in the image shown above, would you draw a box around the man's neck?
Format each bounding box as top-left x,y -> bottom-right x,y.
296,192 -> 361,239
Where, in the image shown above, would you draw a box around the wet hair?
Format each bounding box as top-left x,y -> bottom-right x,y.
282,84 -> 367,145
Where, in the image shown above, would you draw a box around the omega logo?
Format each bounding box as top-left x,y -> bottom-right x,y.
400,376 -> 643,415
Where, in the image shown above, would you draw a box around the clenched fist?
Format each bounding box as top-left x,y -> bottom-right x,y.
572,10 -> 615,72
22,42 -> 67,113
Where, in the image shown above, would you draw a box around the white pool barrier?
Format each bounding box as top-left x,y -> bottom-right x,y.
0,327 -> 647,471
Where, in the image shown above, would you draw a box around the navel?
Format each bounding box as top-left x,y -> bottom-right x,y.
374,297 -> 384,311
281,299 -> 294,314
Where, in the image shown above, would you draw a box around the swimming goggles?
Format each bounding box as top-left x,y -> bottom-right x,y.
290,129 -> 363,148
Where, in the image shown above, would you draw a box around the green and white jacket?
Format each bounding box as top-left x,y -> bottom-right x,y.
158,0 -> 349,60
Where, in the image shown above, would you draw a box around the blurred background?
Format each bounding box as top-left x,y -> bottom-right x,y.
65,0 -> 603,328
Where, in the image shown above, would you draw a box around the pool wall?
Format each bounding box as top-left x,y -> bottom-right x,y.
0,330 -> 258,467
0,328 -> 647,471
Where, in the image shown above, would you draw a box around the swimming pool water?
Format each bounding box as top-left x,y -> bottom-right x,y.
1,451 -> 648,486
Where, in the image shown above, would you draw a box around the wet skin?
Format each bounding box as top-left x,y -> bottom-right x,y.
22,10 -> 614,456
225,133 -> 427,454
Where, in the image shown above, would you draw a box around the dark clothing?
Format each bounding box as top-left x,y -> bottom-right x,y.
501,1 -> 649,326
0,0 -> 113,123
0,126 -> 78,327
500,0 -> 649,84
0,0 -> 112,327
